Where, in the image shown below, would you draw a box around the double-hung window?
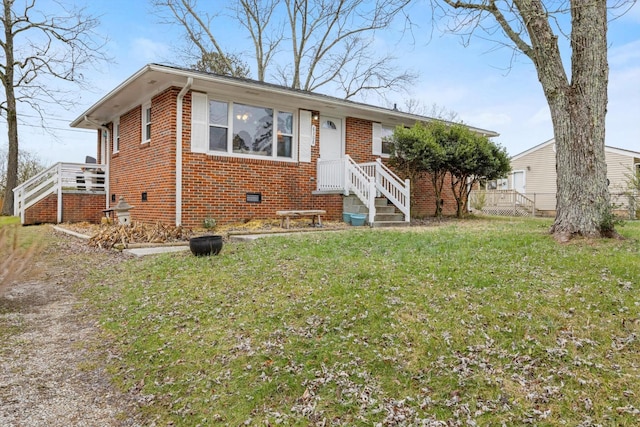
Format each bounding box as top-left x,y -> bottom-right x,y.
381,125 -> 394,156
142,102 -> 151,143
204,98 -> 293,159
113,118 -> 120,153
209,100 -> 228,152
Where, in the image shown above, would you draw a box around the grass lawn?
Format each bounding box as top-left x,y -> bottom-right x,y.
86,217 -> 640,425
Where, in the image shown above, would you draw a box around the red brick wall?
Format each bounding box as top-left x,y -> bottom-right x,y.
24,193 -> 104,225
102,87 -> 460,227
107,87 -> 178,225
180,95 -> 340,227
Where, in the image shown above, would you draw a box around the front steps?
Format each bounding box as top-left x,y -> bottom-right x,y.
343,195 -> 409,227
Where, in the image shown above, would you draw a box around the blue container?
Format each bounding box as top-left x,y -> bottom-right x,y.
342,212 -> 352,223
350,213 -> 366,226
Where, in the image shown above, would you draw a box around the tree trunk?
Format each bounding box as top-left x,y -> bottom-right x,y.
1,0 -> 17,216
549,0 -> 609,238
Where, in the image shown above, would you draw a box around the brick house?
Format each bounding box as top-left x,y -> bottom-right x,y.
14,64 -> 497,227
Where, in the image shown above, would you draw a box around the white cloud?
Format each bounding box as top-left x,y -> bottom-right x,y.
609,39 -> 640,67
129,38 -> 170,63
528,106 -> 551,125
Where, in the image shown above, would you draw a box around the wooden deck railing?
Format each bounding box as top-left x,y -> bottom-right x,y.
13,162 -> 106,224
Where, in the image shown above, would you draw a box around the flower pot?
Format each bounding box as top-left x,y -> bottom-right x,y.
189,235 -> 223,256
350,213 -> 366,226
342,212 -> 352,224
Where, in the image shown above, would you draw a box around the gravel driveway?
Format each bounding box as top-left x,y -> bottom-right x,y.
0,225 -> 142,426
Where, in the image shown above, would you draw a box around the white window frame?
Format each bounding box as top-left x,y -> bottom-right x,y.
113,117 -> 120,153
201,96 -> 297,161
142,101 -> 151,144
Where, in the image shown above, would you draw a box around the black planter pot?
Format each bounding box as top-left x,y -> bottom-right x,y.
189,235 -> 223,256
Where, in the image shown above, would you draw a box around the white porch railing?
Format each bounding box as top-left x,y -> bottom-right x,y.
13,162 -> 106,224
469,190 -> 536,217
317,155 -> 410,224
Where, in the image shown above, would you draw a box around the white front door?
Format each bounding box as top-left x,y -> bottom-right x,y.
319,116 -> 343,160
512,170 -> 525,193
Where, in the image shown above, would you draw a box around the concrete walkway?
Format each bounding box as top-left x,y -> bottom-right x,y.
52,225 -> 345,257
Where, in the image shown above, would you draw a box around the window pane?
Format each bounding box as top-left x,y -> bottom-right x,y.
145,123 -> 151,140
381,126 -> 394,154
322,120 -> 336,129
210,100 -> 227,125
209,127 -> 227,151
233,103 -> 273,156
278,111 -> 293,134
277,135 -> 292,158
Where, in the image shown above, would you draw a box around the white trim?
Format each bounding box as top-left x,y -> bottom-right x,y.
190,92 -> 209,154
299,110 -> 312,163
511,138 -> 555,161
511,169 -> 526,193
372,122 -> 382,156
605,145 -> 640,158
176,78 -> 193,227
71,64 -> 499,138
141,101 -> 152,144
512,138 -> 640,162
192,94 -> 298,162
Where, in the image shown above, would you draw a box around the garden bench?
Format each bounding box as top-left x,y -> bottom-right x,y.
276,210 -> 326,229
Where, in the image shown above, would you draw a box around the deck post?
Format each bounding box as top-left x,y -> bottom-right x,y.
57,163 -> 63,223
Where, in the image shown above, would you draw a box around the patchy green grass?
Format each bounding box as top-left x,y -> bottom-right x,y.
86,218 -> 640,425
0,216 -> 19,227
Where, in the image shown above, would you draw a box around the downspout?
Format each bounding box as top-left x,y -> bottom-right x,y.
84,115 -> 110,210
176,77 -> 193,226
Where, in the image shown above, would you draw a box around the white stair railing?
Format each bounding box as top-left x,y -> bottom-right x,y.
374,159 -> 410,222
317,156 -> 411,224
13,162 -> 106,224
357,159 -> 410,222
344,155 -> 377,224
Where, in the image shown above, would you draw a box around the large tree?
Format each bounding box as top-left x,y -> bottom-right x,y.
432,0 -> 620,239
0,0 -> 105,216
154,0 -> 416,99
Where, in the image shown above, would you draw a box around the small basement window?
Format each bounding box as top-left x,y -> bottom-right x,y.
246,192 -> 262,203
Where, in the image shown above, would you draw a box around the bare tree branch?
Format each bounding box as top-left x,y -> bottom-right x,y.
0,0 -> 107,215
155,0 -> 417,99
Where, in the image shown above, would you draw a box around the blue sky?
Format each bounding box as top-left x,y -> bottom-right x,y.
6,0 -> 640,165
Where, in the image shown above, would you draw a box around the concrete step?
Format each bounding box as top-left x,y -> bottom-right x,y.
375,205 -> 397,214
374,197 -> 390,207
374,213 -> 405,222
371,220 -> 411,228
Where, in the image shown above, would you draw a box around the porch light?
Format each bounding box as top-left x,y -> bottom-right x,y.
113,196 -> 134,225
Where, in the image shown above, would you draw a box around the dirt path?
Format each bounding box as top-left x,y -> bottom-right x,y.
0,225 -> 142,426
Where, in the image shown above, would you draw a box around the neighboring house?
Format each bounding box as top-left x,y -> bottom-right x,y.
14,64 -> 498,227
499,138 -> 640,217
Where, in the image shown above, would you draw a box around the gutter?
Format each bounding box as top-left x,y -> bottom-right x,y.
175,77 -> 193,226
